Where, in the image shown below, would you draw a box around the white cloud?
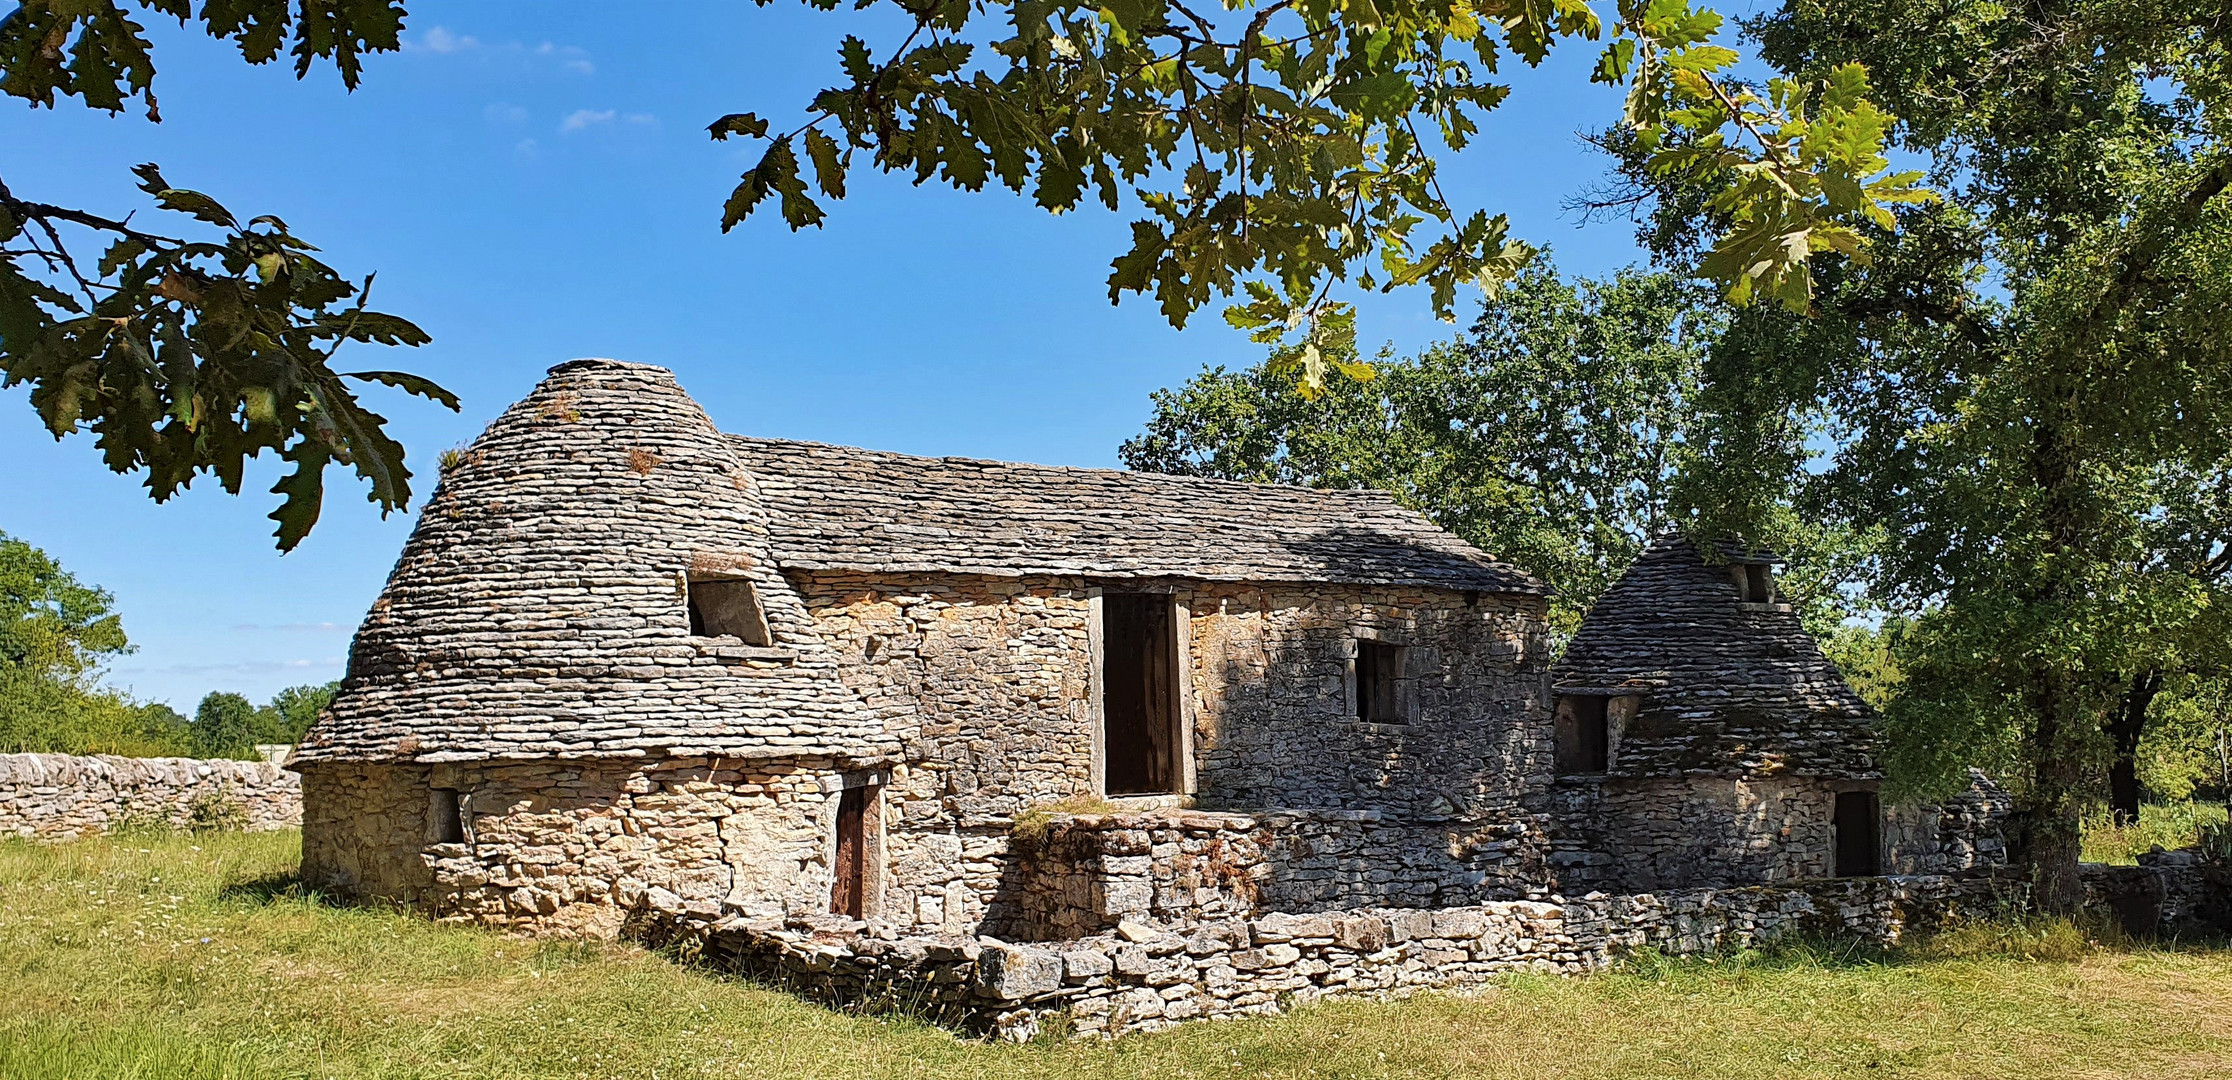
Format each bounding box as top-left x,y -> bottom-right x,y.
484,102 -> 529,126
515,138 -> 540,156
561,108 -> 616,133
536,41 -> 596,75
408,26 -> 480,53
404,27 -> 592,74
623,112 -> 657,126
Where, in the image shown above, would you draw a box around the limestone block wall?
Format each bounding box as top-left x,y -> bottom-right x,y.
789,570 -> 1555,935
1547,774 -> 1842,893
1183,582 -> 1551,818
683,874 -> 2020,1041
0,753 -> 300,840
1001,807 -> 1550,940
300,756 -> 849,938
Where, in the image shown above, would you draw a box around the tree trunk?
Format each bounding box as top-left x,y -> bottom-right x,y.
2029,671 -> 2088,912
2104,670 -> 2162,826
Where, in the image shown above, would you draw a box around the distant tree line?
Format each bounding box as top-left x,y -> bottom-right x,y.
1,531 -> 335,760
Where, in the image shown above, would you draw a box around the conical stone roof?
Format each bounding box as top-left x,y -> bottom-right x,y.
294,360 -> 889,764
1552,536 -> 1878,779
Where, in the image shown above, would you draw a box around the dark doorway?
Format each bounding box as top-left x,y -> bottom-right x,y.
832,784 -> 870,918
1103,593 -> 1180,795
1834,790 -> 1881,876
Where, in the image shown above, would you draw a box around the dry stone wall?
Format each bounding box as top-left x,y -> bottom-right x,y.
1003,808 -> 1549,940
0,753 -> 299,840
1546,774 -> 1842,893
1182,582 -> 1550,818
300,756 -> 850,938
678,874 -> 2019,1041
1885,771 -> 2015,875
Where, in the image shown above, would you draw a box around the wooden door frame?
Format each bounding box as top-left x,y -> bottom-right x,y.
1089,587 -> 1195,800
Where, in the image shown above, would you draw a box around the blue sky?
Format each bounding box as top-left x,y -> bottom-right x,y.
3,2 -> 1650,709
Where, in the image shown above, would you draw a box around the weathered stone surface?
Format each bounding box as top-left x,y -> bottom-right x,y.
0,753 -> 299,840
679,874 -> 2030,1040
975,943 -> 1065,999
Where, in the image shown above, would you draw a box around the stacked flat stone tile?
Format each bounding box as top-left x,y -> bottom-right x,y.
731,436 -> 1541,592
1552,536 -> 1879,779
296,360 -> 891,765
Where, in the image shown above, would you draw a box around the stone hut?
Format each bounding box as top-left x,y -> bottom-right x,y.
293,360 -> 1560,937
1546,536 -> 1882,893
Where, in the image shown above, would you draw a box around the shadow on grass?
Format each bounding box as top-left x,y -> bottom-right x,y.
215,869 -> 348,910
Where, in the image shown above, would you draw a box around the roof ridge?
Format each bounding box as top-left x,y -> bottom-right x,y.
722,433 -> 1408,506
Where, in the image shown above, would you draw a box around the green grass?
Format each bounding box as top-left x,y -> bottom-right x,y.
2082,800 -> 2229,865
3,831 -> 2230,1079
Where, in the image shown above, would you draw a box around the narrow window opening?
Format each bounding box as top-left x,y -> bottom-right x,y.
1745,563 -> 1774,605
1355,640 -> 1409,723
1835,790 -> 1882,876
430,787 -> 465,845
831,783 -> 880,918
1102,594 -> 1180,795
687,577 -> 772,646
1555,695 -> 1610,774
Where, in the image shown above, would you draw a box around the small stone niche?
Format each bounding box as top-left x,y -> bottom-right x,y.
687,576 -> 772,646
429,787 -> 467,844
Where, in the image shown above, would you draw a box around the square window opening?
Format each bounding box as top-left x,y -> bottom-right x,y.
1356,640 -> 1410,723
1555,695 -> 1610,774
430,787 -> 466,845
688,577 -> 772,646
1745,563 -> 1775,604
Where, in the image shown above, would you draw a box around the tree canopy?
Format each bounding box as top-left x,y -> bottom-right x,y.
2,0 -> 1928,545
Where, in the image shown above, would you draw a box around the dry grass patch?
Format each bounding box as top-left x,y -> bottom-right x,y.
1,831 -> 2228,1079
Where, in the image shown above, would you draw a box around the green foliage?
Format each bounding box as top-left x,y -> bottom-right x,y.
267,680 -> 336,741
1125,259 -> 1718,632
189,692 -> 278,759
0,2 -> 447,550
1914,914 -> 2110,964
0,530 -> 186,756
0,530 -> 126,680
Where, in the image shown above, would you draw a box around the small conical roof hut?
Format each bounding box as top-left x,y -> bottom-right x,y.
1552,536 -> 1878,778
294,360 -> 887,764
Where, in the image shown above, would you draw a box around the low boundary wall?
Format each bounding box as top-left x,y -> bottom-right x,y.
0,752 -> 302,840
670,874 -> 2021,1040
